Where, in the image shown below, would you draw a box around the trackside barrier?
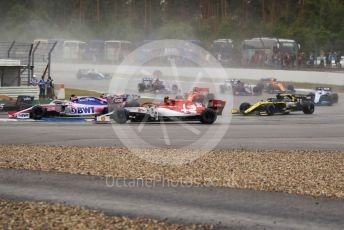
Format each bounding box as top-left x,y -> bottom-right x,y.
54,83 -> 65,99
0,86 -> 39,99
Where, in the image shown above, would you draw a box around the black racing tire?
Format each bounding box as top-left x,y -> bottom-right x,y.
200,108 -> 217,124
207,93 -> 215,100
111,109 -> 128,124
302,102 -> 315,114
266,85 -> 274,94
95,74 -> 103,80
172,85 -> 179,93
220,85 -> 226,94
124,100 -> 140,107
253,86 -> 262,95
256,83 -> 264,91
138,83 -> 145,93
319,95 -> 333,106
101,107 -> 108,114
287,85 -> 295,92
264,104 -> 275,116
239,102 -> 251,114
30,105 -> 45,120
331,93 -> 338,103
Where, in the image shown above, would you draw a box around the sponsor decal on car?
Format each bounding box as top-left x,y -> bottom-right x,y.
69,107 -> 95,114
17,113 -> 30,119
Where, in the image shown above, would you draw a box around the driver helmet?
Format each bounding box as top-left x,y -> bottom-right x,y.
283,96 -> 291,102
164,96 -> 169,104
70,94 -> 78,101
276,93 -> 283,101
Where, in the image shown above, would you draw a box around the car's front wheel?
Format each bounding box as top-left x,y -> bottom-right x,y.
138,83 -> 145,93
220,85 -> 226,94
30,105 -> 45,120
302,102 -> 315,114
200,108 -> 217,124
331,93 -> 338,103
239,102 -> 251,114
111,109 -> 128,124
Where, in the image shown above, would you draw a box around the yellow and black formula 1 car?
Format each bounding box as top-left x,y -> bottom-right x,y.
232,94 -> 315,116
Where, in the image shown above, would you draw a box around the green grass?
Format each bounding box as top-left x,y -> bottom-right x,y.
65,88 -> 102,99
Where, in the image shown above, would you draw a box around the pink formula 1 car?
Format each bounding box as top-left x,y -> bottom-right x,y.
8,96 -> 108,120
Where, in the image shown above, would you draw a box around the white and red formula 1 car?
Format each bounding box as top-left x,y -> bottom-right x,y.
100,93 -> 226,124
8,96 -> 108,120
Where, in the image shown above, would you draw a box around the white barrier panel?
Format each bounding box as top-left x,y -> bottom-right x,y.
54,83 -> 65,99
0,59 -> 21,66
0,86 -> 39,99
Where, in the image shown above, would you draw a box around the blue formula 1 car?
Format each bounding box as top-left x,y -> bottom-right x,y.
311,87 -> 338,106
220,79 -> 262,96
76,69 -> 113,80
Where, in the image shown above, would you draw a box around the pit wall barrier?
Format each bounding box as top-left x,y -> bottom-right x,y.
0,86 -> 39,99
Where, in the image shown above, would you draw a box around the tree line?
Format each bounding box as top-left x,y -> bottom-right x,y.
0,0 -> 343,54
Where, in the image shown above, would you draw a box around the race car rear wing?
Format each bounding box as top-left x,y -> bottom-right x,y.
192,87 -> 209,93
295,94 -> 314,101
208,99 -> 226,115
315,87 -> 331,91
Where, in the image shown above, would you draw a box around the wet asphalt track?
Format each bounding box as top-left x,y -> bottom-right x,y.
1,168 -> 343,229
0,93 -> 343,149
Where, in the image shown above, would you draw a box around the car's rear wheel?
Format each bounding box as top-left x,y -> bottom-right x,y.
256,83 -> 264,92
138,83 -> 145,93
331,93 -> 338,103
287,85 -> 295,92
319,95 -> 333,105
172,85 -> 179,93
200,108 -> 217,124
253,86 -> 262,95
302,102 -> 315,114
111,109 -> 128,124
264,104 -> 275,116
124,100 -> 140,107
220,85 -> 226,94
266,85 -> 274,93
30,105 -> 45,120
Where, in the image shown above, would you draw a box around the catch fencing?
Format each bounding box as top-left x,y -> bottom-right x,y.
0,41 -> 56,86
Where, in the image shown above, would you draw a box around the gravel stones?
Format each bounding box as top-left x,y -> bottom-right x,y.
0,145 -> 343,198
0,199 -> 211,229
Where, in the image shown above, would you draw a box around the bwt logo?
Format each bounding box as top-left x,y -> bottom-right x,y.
70,107 -> 95,114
